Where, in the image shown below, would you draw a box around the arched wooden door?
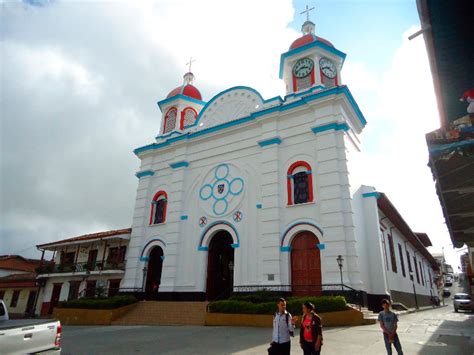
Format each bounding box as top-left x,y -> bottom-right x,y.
206,231 -> 234,301
145,246 -> 164,299
291,232 -> 322,296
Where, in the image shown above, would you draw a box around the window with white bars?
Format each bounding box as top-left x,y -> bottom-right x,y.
296,75 -> 312,91
163,108 -> 177,134
183,108 -> 197,127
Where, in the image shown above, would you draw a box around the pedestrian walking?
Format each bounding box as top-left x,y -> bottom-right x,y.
378,299 -> 403,355
269,298 -> 297,355
299,301 -> 323,355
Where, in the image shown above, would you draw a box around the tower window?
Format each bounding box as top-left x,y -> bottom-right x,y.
150,191 -> 168,225
163,108 -> 177,134
287,161 -> 314,205
181,107 -> 198,129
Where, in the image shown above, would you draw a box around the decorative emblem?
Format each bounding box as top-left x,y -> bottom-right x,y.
233,211 -> 242,222
199,164 -> 245,216
199,216 -> 207,227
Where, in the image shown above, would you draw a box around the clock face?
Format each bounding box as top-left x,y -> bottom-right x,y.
293,57 -> 314,78
319,57 -> 337,79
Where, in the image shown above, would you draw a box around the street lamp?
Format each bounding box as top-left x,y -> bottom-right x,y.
409,271 -> 419,310
336,255 -> 344,291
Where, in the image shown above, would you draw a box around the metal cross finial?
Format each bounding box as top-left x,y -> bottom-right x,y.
186,57 -> 196,73
301,4 -> 315,22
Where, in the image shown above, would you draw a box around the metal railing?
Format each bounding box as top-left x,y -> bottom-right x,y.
36,261 -> 126,275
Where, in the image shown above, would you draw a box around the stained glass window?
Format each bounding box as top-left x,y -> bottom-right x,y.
293,172 -> 309,204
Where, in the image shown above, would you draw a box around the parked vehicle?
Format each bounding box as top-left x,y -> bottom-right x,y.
442,288 -> 451,297
453,293 -> 474,313
0,300 -> 61,354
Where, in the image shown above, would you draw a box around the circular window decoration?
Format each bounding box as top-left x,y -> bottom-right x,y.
199,163 -> 245,217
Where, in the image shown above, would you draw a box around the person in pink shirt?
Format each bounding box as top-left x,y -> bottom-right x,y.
299,301 -> 322,355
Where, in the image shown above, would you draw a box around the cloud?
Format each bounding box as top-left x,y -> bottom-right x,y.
1,0 -> 296,257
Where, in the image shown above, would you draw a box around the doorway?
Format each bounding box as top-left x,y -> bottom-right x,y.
25,290 -> 37,316
206,231 -> 234,301
48,283 -> 62,314
145,246 -> 164,299
291,232 -> 322,296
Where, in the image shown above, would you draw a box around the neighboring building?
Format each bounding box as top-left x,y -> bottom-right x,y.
119,17 -> 438,311
353,188 -> 438,308
461,247 -> 474,294
36,228 -> 131,316
416,0 -> 474,250
0,255 -> 42,317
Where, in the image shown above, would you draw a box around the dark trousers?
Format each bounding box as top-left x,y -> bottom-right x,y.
302,340 -> 320,355
272,341 -> 291,355
383,333 -> 403,355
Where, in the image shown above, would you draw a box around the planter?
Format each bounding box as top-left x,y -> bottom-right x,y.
206,308 -> 365,327
52,303 -> 137,325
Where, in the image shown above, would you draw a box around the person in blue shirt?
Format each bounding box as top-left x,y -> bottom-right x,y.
270,298 -> 297,355
378,299 -> 403,355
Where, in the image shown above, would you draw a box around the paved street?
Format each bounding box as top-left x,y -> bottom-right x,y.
61,302 -> 474,355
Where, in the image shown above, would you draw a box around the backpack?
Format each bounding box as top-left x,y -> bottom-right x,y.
285,312 -> 294,337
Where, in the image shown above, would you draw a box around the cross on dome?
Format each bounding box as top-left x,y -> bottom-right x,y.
186,56 -> 196,73
183,57 -> 196,85
300,4 -> 315,22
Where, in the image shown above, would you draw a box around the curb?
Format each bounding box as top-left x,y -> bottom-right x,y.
397,305 -> 446,316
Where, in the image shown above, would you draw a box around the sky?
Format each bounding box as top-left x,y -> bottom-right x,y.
0,0 -> 465,269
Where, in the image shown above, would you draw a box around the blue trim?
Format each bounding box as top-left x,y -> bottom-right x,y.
279,40 -> 347,79
258,137 -> 282,147
198,246 -> 209,251
198,220 -> 240,250
316,243 -> 326,250
180,215 -> 188,220
362,192 -> 381,199
256,203 -> 262,209
140,238 -> 167,258
156,130 -> 182,141
280,219 -> 325,247
429,139 -> 474,155
169,161 -> 189,169
135,170 -> 154,178
231,243 -> 240,249
311,122 -> 349,134
157,94 -> 206,111
284,85 -> 325,100
134,86 -> 366,156
140,256 -> 150,262
280,246 -> 292,252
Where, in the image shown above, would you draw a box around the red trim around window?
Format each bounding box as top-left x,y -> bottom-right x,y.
149,191 -> 168,225
163,107 -> 177,134
180,107 -> 198,130
287,161 -> 313,205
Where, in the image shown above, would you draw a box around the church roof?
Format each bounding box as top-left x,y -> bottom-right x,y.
289,34 -> 334,50
166,83 -> 202,101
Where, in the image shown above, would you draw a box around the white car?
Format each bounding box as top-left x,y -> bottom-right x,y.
453,293 -> 474,313
0,300 -> 61,354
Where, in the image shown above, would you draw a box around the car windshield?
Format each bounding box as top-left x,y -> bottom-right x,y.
454,294 -> 471,300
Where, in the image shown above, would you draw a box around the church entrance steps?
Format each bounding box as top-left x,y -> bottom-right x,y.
348,304 -> 377,325
111,301 -> 208,326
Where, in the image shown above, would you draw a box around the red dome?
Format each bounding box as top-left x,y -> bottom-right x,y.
289,34 -> 334,50
166,84 -> 202,101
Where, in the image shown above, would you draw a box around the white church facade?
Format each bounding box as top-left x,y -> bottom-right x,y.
118,19 -> 439,311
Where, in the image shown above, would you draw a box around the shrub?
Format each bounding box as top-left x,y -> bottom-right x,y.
229,290 -> 280,304
208,295 -> 347,315
58,295 -> 138,309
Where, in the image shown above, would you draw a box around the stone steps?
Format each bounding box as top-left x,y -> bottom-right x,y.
112,301 -> 208,326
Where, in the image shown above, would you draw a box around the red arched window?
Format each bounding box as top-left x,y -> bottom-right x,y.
287,161 -> 314,205
180,107 -> 198,129
150,191 -> 168,225
163,108 -> 177,134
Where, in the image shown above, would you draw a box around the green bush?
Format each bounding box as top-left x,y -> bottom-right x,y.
58,295 -> 138,309
209,296 -> 347,315
229,290 -> 279,304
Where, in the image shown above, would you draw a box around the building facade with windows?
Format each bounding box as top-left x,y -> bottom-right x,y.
121,19 -> 438,310
35,229 -> 130,316
0,255 -> 42,317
